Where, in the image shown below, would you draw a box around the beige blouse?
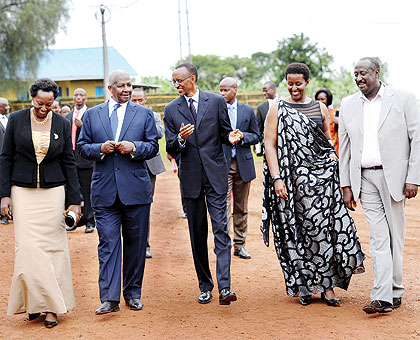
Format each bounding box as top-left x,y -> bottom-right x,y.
32,130 -> 50,184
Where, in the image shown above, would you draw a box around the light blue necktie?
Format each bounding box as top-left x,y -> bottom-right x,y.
110,103 -> 120,140
228,105 -> 236,158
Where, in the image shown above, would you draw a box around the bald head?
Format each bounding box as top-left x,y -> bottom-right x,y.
108,70 -> 132,103
0,97 -> 10,115
73,87 -> 87,109
219,77 -> 238,105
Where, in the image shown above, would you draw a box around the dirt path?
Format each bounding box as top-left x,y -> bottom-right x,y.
0,162 -> 419,339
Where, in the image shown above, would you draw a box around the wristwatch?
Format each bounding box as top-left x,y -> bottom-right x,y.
272,174 -> 281,182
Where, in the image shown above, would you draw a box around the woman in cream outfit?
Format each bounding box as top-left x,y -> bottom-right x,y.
0,79 -> 81,328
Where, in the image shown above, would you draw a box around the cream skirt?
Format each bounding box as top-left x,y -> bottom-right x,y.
7,185 -> 75,315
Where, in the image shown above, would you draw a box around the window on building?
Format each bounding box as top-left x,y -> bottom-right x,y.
58,87 -> 63,97
95,86 -> 104,97
66,88 -> 69,97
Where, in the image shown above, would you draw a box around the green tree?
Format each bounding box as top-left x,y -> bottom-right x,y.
271,33 -> 334,84
0,0 -> 69,92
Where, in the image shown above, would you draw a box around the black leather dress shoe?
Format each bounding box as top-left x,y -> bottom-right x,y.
66,224 -> 78,231
321,292 -> 341,307
362,300 -> 393,314
125,298 -> 143,311
1,216 -> 9,225
85,224 -> 95,233
146,247 -> 152,258
219,288 -> 237,305
197,291 -> 212,304
44,319 -> 58,328
95,301 -> 120,315
393,297 -> 402,309
233,247 -> 251,259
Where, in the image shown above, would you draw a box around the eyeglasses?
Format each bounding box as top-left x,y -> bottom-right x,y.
171,74 -> 193,85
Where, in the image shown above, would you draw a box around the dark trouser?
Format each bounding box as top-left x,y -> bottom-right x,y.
184,169 -> 231,293
77,167 -> 95,227
93,195 -> 150,302
147,171 -> 157,249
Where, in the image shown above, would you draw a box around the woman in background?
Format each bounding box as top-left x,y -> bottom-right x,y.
315,88 -> 339,155
0,78 -> 81,328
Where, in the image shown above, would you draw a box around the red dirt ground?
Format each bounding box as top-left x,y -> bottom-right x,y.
0,162 -> 420,340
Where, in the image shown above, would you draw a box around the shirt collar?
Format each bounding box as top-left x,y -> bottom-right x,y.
184,88 -> 200,104
227,99 -> 237,110
360,82 -> 385,102
108,97 -> 128,115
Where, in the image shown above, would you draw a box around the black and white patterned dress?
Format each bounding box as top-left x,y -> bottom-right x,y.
261,100 -> 365,297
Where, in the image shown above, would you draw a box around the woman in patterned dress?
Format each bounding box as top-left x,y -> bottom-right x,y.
262,63 -> 365,307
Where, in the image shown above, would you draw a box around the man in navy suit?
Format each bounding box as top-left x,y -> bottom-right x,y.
78,70 -> 158,315
219,78 -> 259,259
164,63 -> 241,305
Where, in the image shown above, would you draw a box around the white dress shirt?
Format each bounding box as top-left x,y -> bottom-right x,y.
184,88 -> 200,113
0,114 -> 8,129
108,97 -> 128,142
360,85 -> 384,168
73,104 -> 87,120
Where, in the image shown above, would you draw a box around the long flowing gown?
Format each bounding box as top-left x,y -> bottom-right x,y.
261,100 -> 365,297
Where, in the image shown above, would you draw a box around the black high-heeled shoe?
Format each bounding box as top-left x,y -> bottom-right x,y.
44,313 -> 58,328
28,313 -> 41,321
321,292 -> 340,307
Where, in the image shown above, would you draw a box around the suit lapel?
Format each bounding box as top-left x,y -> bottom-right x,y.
177,97 -> 195,124
236,102 -> 243,129
23,110 -> 37,162
98,102 -> 112,139
196,90 -> 209,130
118,102 -> 136,141
378,88 -> 394,131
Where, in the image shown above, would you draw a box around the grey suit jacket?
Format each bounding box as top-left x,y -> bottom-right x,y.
146,111 -> 166,176
339,86 -> 420,201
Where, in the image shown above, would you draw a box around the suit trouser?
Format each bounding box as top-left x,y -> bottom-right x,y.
360,169 -> 405,303
146,171 -> 157,250
226,158 -> 251,249
184,169 -> 232,293
77,167 -> 95,227
93,195 -> 150,302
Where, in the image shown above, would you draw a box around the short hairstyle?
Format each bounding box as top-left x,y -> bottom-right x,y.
359,57 -> 381,72
314,88 -> 333,107
132,88 -> 146,95
62,103 -> 72,110
263,81 -> 276,89
109,70 -> 130,86
30,78 -> 59,99
284,62 -> 311,82
73,87 -> 87,95
175,63 -> 198,82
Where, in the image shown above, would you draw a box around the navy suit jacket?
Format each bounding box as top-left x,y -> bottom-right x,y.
77,101 -> 158,207
164,90 -> 232,198
222,101 -> 259,183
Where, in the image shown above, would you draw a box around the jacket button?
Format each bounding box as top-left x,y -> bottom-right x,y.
115,168 -> 119,171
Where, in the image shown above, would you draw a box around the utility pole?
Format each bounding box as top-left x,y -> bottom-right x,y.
97,4 -> 110,99
178,0 -> 183,61
185,0 -> 192,63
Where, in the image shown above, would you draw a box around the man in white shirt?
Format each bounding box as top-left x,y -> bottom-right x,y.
339,57 -> 420,314
0,97 -> 10,224
65,88 -> 95,233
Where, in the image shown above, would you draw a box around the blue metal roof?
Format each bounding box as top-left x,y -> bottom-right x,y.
37,47 -> 137,81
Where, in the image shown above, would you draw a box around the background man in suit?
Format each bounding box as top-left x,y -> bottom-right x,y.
130,88 -> 166,258
339,57 -> 420,314
0,97 -> 10,224
164,63 -> 241,305
219,77 -> 259,259
255,81 -> 277,156
65,88 -> 95,233
78,70 -> 158,315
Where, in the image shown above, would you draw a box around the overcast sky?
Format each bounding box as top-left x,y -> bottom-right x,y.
52,0 -> 420,97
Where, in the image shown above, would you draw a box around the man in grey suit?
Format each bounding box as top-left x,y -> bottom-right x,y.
0,97 -> 10,224
255,81 -> 277,156
339,57 -> 420,314
131,88 -> 166,258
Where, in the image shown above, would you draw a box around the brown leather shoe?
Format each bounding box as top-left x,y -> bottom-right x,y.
363,300 -> 392,314
219,288 -> 237,305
